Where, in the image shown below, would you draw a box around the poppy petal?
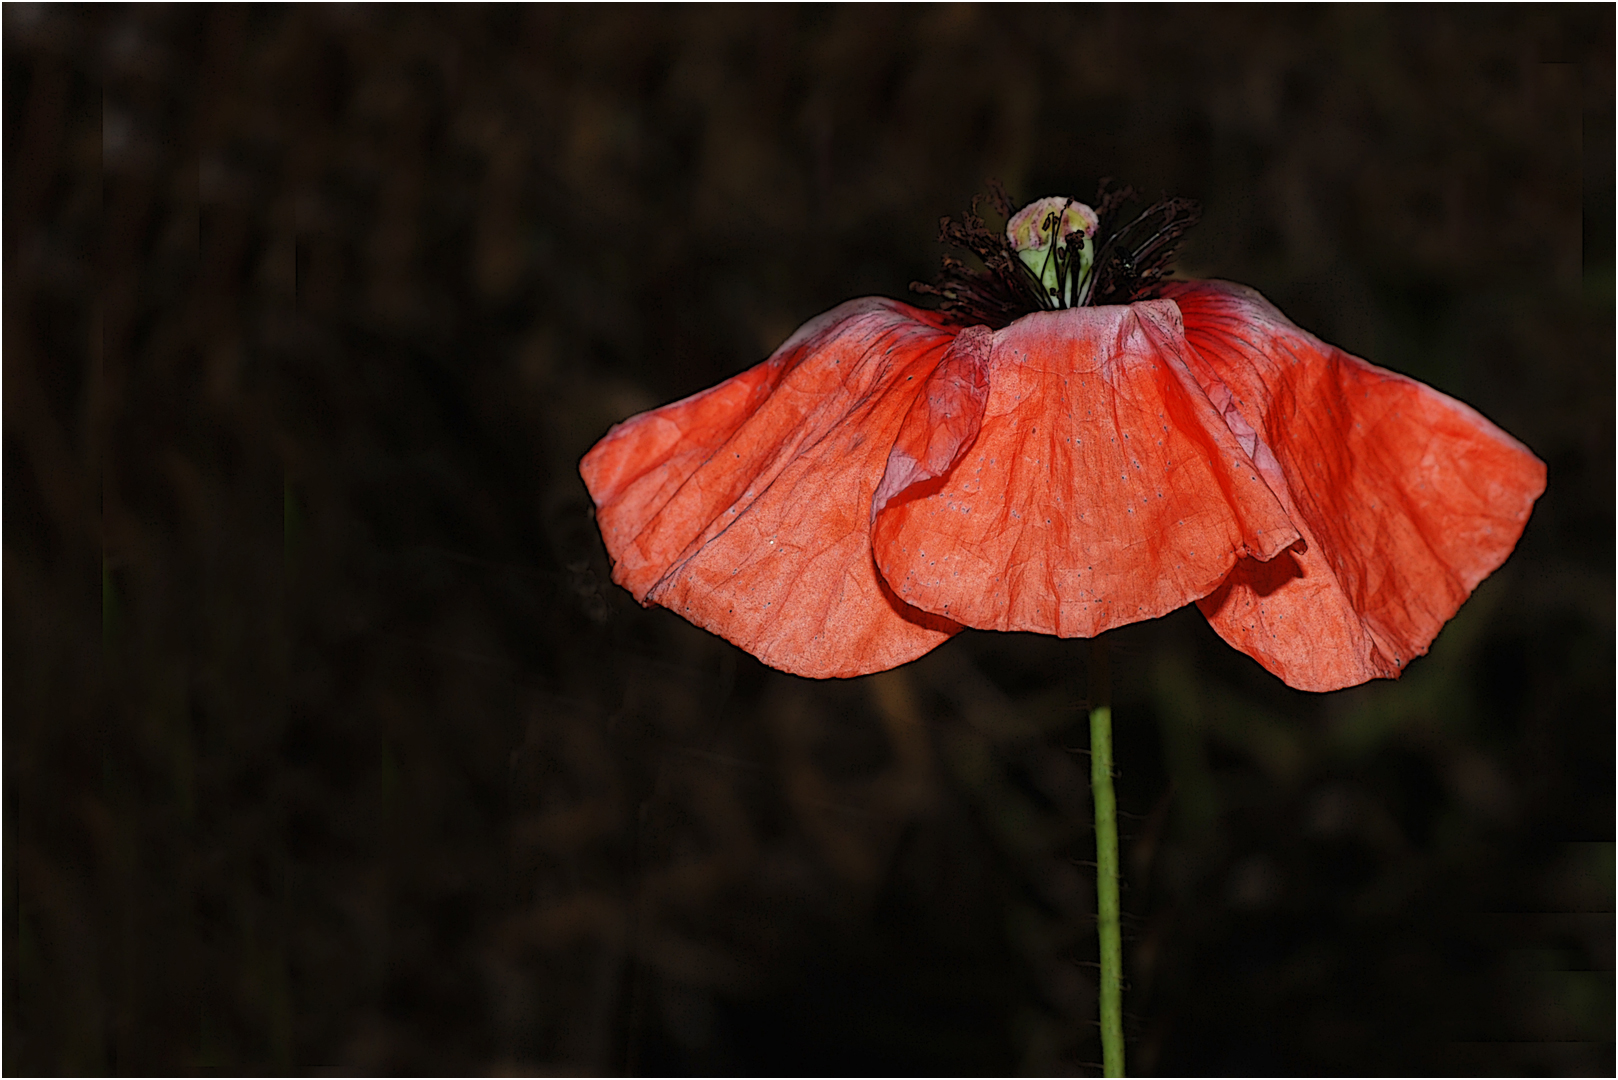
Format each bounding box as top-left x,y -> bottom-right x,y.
1166,280 -> 1548,692
579,298 -> 963,678
870,324 -> 994,522
871,300 -> 1302,637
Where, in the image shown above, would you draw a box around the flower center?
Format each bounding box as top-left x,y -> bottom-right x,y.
1006,196 -> 1100,308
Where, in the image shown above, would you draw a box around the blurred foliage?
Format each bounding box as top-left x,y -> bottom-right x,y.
5,5 -> 1612,1074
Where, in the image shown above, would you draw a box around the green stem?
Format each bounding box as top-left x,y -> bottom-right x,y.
1089,635 -> 1124,1077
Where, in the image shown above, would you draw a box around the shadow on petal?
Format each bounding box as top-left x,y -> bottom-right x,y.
873,551 -> 966,635
1240,548 -> 1306,599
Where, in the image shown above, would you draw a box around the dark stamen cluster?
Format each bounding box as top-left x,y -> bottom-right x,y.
912,180 -> 1201,329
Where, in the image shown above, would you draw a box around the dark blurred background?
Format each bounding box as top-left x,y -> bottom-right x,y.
6,4 -> 1613,1074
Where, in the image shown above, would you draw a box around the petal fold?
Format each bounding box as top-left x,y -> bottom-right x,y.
870,325 -> 994,522
871,301 -> 1301,638
1166,280 -> 1548,691
579,298 -> 962,678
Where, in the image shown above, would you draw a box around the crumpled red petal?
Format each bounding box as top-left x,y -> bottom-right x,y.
1165,280 -> 1548,691
579,298 -> 962,678
870,300 -> 1302,638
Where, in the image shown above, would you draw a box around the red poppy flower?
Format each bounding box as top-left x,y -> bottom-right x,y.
580,193 -> 1546,691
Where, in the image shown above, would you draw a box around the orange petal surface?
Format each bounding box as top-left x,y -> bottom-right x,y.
1166,280 -> 1548,691
871,301 -> 1302,637
579,298 -> 962,678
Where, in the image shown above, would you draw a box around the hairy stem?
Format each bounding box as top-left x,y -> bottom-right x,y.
1089,635 -> 1124,1077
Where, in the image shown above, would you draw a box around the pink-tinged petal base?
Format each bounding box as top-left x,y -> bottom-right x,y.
579,298 -> 962,678
871,301 -> 1302,638
1166,280 -> 1548,692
